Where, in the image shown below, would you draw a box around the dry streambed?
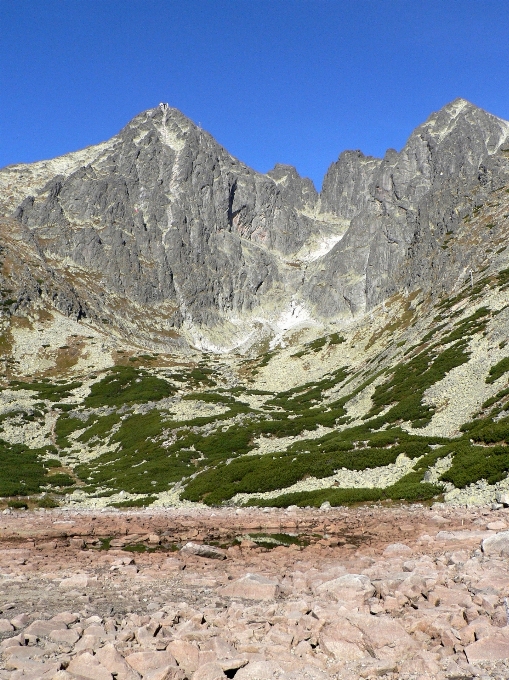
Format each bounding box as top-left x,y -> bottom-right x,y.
1,505 -> 509,679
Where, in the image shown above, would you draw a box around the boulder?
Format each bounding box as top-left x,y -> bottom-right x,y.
167,640 -> 200,673
59,573 -> 90,589
180,543 -> 226,560
126,650 -> 178,674
144,667 -> 187,680
0,618 -> 13,633
10,613 -> 30,629
465,632 -> 509,662
315,573 -> 375,603
348,613 -> 417,660
67,651 -> 113,680
219,573 -> 280,600
482,530 -> 509,555
382,543 -> 413,557
486,520 -> 507,531
496,492 -> 509,506
318,621 -> 365,661
234,661 -> 286,679
24,619 -> 67,638
436,530 -> 491,544
192,662 -> 226,679
95,643 -> 141,679
49,628 -> 81,645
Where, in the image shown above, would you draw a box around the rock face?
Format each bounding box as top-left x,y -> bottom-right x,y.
1,98 -> 509,350
305,98 -> 509,318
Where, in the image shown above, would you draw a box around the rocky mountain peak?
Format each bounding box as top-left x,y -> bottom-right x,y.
1,99 -> 509,351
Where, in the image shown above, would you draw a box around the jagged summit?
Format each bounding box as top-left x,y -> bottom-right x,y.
421,97 -> 509,150
1,99 -> 509,351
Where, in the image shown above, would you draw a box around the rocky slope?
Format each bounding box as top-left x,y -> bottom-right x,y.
2,505 -> 509,680
2,99 -> 509,512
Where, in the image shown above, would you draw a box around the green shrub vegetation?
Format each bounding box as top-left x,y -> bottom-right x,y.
8,500 -> 28,509
55,415 -> 85,448
85,366 -> 174,408
4,293 -> 509,510
0,439 -> 67,496
9,379 -> 82,402
182,424 -> 446,505
111,495 -> 157,508
77,413 -> 121,443
47,473 -> 75,487
440,441 -> 509,488
486,357 -> 509,384
292,333 -> 346,358
245,475 -> 444,508
367,342 -> 469,427
497,267 -> 509,288
482,386 -> 509,410
37,496 -> 59,508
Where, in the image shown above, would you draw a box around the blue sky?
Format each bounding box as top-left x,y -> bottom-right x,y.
1,1 -> 509,188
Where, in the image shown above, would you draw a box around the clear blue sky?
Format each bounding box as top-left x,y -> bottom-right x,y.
2,1 -> 509,189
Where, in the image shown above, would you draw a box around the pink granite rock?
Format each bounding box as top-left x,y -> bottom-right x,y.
49,628 -> 81,645
348,613 -> 417,660
180,543 -> 226,560
125,650 -> 178,674
382,543 -> 413,557
0,618 -> 13,633
24,619 -> 67,638
144,667 -> 187,680
67,651 -> 113,680
10,613 -> 30,629
318,620 -> 365,661
465,632 -> 509,662
167,640 -> 200,673
192,661 -> 226,679
59,573 -> 90,589
482,530 -> 509,555
234,660 -> 286,679
220,573 -> 280,600
315,573 -> 375,603
95,643 -> 141,680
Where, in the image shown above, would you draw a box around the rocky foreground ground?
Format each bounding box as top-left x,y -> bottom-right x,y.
1,504 -> 509,679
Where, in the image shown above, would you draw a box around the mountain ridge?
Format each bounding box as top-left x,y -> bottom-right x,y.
2,98 -> 509,352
